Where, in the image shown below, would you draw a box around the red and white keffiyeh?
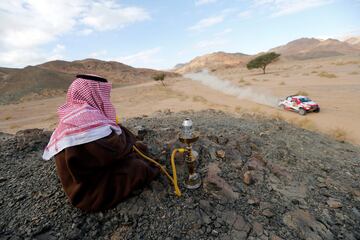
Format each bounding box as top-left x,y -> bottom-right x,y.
42,77 -> 121,160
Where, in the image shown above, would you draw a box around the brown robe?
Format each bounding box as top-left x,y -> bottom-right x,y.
54,127 -> 159,212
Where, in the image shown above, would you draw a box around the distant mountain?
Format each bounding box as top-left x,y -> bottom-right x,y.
270,37 -> 360,60
344,37 -> 360,50
0,59 -> 178,104
174,52 -> 250,74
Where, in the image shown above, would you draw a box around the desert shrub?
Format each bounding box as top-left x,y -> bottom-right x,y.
349,71 -> 359,75
332,60 -> 360,66
4,116 -> 12,120
302,73 -> 310,76
329,128 -> 347,142
311,70 -> 318,74
271,112 -> 285,121
244,82 -> 252,86
153,73 -> 166,86
235,106 -> 242,113
291,118 -> 317,131
318,71 -> 337,78
238,77 -> 246,83
279,81 -> 285,85
192,96 -> 207,103
9,124 -> 19,129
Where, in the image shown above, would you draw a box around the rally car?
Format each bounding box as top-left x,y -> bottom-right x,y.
278,95 -> 320,115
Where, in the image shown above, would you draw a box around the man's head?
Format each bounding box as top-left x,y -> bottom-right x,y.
76,74 -> 108,83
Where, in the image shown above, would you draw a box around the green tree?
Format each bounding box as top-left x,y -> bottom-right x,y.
247,52 -> 280,74
153,73 -> 166,87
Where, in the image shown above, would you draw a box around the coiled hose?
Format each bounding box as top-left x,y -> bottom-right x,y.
133,145 -> 185,197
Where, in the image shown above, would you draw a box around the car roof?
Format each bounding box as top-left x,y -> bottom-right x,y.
289,95 -> 309,99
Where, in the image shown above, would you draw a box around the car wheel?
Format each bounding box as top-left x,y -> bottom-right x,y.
299,108 -> 306,115
279,104 -> 285,110
314,107 -> 320,113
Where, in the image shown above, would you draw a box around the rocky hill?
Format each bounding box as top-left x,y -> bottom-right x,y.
0,59 -> 178,105
270,38 -> 360,60
38,59 -> 178,85
1,110 -> 359,240
175,37 -> 360,74
0,66 -> 73,105
174,52 -> 250,74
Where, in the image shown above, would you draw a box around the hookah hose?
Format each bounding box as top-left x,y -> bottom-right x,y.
132,145 -> 185,197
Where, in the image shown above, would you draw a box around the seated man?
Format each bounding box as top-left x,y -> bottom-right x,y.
42,74 -> 159,212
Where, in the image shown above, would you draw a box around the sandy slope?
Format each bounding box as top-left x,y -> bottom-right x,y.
0,56 -> 359,144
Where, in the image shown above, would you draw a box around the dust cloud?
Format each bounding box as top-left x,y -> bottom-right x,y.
184,70 -> 278,107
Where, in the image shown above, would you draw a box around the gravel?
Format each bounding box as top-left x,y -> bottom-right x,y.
1,110 -> 360,240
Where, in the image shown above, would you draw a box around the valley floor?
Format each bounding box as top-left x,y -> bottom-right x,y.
0,56 -> 360,145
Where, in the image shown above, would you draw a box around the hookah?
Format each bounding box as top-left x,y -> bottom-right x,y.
178,118 -> 201,190
133,118 -> 201,196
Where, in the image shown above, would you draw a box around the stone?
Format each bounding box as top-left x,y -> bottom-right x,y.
247,154 -> 266,170
199,200 -> 211,211
211,229 -> 219,236
231,230 -> 248,240
283,209 -> 334,240
243,171 -> 253,185
201,211 -> 212,225
252,222 -> 263,236
233,215 -> 251,233
270,234 -> 284,240
247,197 -> 260,206
204,163 -> 239,200
262,209 -> 275,218
327,198 -> 342,209
215,149 -> 226,159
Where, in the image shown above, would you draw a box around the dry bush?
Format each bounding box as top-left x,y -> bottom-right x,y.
244,82 -> 252,86
262,79 -> 269,82
192,96 -> 207,103
311,70 -> 318,74
279,81 -> 285,85
302,73 -> 310,76
349,71 -> 359,75
314,65 -> 322,69
332,60 -> 360,66
252,78 -> 259,81
318,71 -> 337,78
271,112 -> 285,121
235,106 -> 242,113
291,118 -> 317,131
9,124 -> 20,129
329,128 -> 347,142
238,77 -> 246,83
4,116 -> 12,120
294,90 -> 309,96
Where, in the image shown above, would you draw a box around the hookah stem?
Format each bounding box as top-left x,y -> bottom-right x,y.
132,145 -> 183,197
186,145 -> 195,175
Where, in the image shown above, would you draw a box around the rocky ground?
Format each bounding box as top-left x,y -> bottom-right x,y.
1,110 -> 360,240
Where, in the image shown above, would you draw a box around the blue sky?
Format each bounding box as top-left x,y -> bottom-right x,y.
0,0 -> 359,69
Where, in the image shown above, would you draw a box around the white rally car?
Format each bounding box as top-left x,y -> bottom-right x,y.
278,95 -> 320,115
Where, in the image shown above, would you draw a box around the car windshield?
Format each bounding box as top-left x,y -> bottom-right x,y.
299,97 -> 311,103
